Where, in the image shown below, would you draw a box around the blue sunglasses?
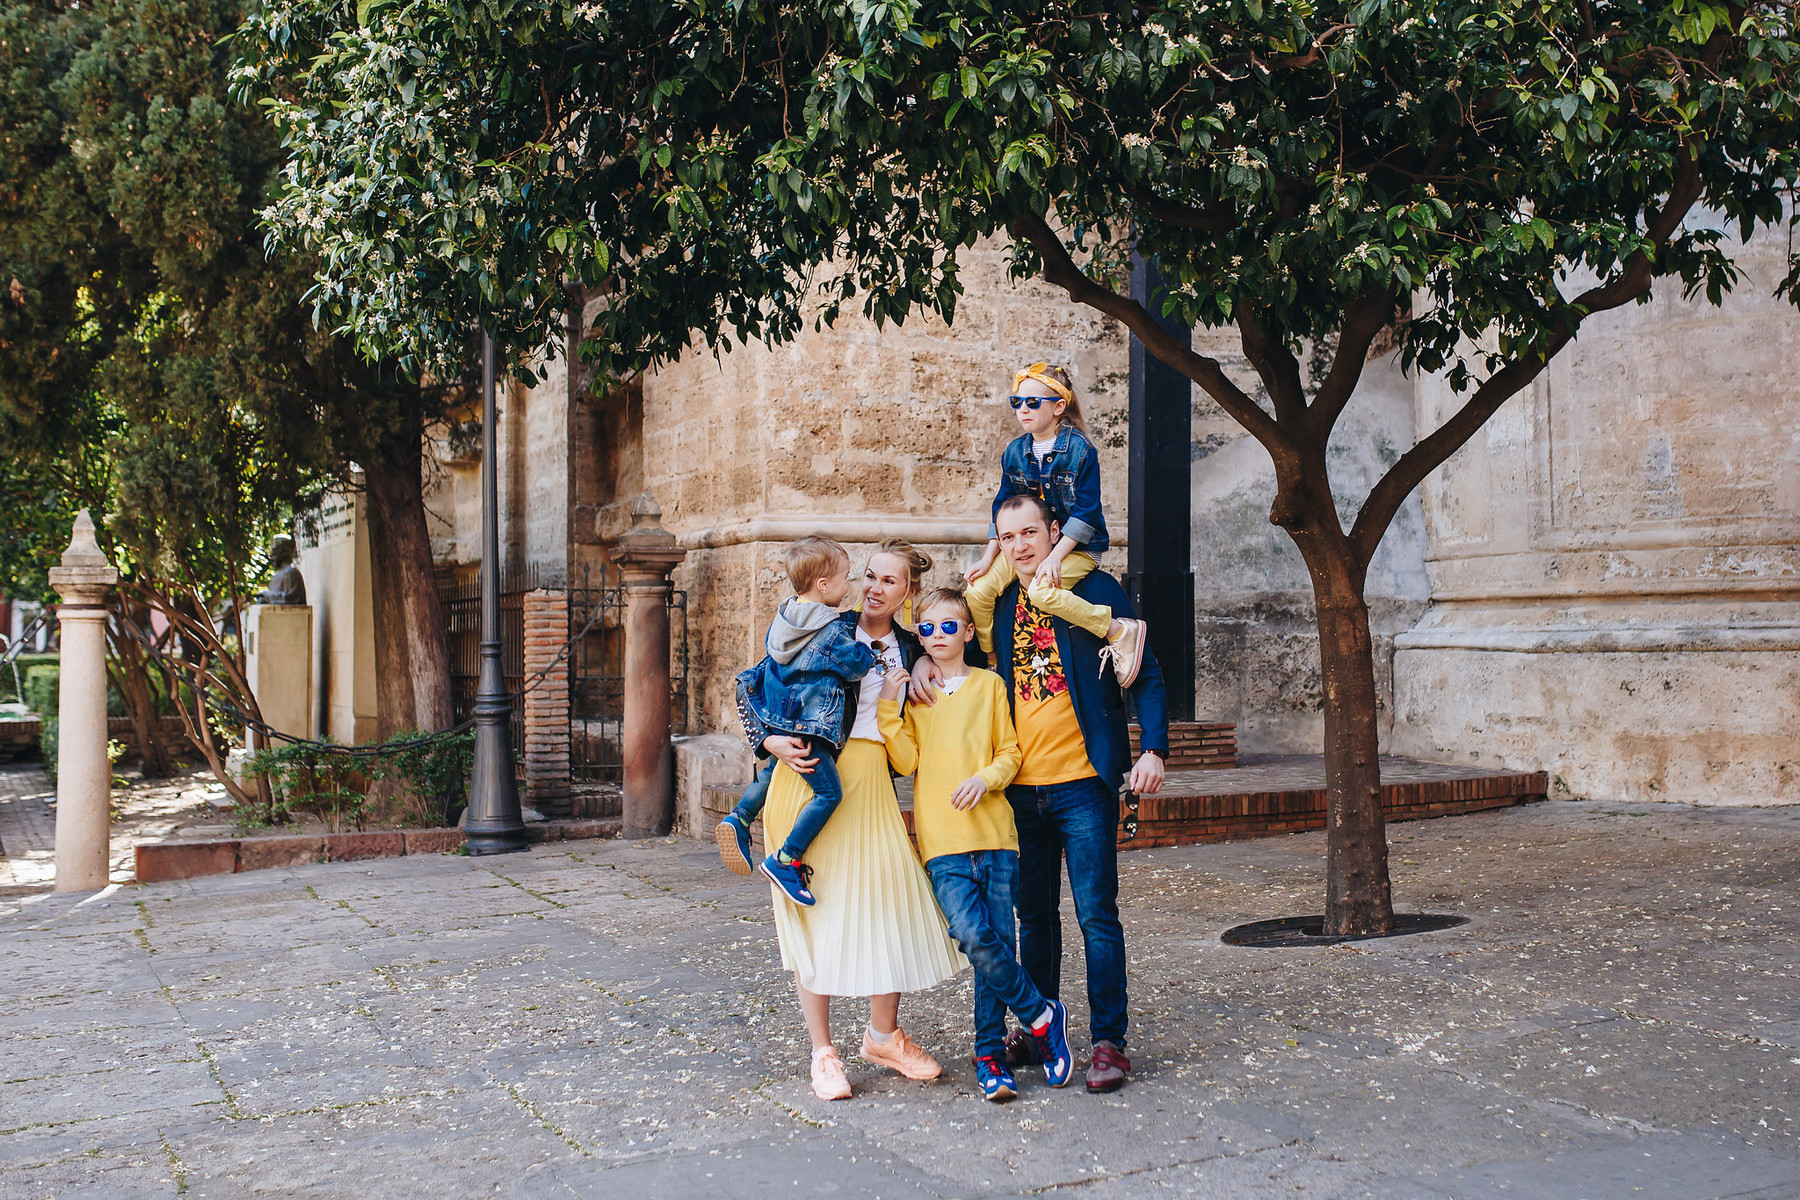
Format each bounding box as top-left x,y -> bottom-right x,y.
916,620 -> 962,637
1008,395 -> 1051,410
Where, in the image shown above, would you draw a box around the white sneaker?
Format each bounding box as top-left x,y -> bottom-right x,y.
811,1045 -> 852,1100
1098,618 -> 1147,688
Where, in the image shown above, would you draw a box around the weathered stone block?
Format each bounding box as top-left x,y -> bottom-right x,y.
325,831 -> 405,861
404,828 -> 465,855
236,836 -> 324,873
136,840 -> 238,884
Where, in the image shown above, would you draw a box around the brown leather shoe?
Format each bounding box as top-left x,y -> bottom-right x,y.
1003,1025 -> 1044,1069
1085,1041 -> 1130,1093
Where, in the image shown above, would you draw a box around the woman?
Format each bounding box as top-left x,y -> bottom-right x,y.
759,540 -> 966,1100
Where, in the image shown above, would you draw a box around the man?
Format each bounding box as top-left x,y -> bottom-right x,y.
990,493 -> 1168,1092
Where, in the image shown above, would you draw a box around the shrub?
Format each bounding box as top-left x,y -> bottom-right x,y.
243,728 -> 474,833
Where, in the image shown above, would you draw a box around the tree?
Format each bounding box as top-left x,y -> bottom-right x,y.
235,0 -> 1800,935
1,0 -> 463,741
736,0 -> 1797,935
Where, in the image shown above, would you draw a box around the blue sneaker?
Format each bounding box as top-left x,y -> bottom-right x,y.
973,1055 -> 1016,1102
1036,999 -> 1074,1088
759,855 -> 816,906
715,815 -> 754,876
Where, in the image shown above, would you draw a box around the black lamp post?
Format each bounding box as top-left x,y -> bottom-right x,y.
463,330 -> 528,855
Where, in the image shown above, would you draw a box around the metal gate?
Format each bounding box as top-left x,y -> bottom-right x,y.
566,563 -> 688,787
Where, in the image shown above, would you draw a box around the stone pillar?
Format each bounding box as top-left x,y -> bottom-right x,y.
522,588 -> 571,817
47,511 -> 119,892
245,604 -> 313,744
610,494 -> 688,838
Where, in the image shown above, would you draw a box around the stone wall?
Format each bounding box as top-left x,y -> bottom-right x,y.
1188,343 -> 1430,752
1391,223 -> 1800,805
643,240 -> 1132,734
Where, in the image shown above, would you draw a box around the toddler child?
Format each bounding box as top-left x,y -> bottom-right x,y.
964,362 -> 1146,686
878,587 -> 1073,1101
723,536 -> 873,907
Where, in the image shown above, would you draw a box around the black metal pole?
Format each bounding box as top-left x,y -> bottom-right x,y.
464,330 -> 528,855
1127,255 -> 1197,722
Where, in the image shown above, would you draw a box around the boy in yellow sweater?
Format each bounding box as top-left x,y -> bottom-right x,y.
879,588 -> 1072,1101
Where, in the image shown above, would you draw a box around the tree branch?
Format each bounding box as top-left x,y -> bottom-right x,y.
1007,209 -> 1281,448
1348,144 -> 1704,565
1236,303 -> 1307,426
1308,288 -> 1398,435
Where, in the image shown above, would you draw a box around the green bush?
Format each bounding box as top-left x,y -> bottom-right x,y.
1,652 -> 58,704
22,664 -> 58,717
244,728 -> 474,832
39,715 -> 57,781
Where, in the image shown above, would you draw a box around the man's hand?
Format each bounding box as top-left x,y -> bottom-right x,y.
762,735 -> 818,775
950,777 -> 988,811
908,655 -> 943,705
1128,752 -> 1166,795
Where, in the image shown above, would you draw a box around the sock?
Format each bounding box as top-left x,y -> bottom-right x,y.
775,849 -> 795,865
1030,1008 -> 1053,1034
867,1024 -> 896,1045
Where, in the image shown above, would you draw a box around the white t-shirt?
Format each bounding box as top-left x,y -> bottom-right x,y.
848,625 -> 908,742
1032,434 -> 1058,467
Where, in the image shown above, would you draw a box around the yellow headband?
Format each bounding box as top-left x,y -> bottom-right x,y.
1013,362 -> 1074,406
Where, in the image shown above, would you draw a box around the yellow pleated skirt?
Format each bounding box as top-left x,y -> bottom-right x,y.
764,738 -> 967,997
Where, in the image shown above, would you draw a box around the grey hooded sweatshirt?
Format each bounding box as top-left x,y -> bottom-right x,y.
765,597 -> 842,665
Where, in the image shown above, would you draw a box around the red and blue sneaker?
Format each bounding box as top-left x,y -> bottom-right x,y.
973,1054 -> 1017,1102
1037,999 -> 1074,1088
759,854 -> 816,907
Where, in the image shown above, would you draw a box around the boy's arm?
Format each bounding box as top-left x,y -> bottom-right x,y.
974,676 -> 1023,792
877,699 -> 919,775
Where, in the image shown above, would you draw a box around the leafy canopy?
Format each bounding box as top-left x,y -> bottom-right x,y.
236,0 -> 973,383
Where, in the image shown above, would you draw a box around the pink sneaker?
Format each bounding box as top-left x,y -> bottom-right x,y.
860,1026 -> 942,1081
810,1046 -> 852,1100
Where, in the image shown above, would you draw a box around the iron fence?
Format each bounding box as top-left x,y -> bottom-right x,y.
439,563 -> 688,790
566,562 -> 688,787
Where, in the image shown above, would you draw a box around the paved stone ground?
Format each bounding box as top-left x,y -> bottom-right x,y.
3,793 -> 1797,1199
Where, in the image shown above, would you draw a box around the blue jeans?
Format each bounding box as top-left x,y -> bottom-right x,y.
926,850 -> 1049,1059
728,741 -> 842,860
1008,776 -> 1128,1049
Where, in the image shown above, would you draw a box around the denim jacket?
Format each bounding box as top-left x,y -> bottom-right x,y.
992,569 -> 1167,794
990,425 -> 1110,554
737,612 -> 923,753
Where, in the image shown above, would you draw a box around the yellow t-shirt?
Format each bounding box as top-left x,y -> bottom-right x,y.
877,668 -> 1022,862
1011,594 -> 1098,786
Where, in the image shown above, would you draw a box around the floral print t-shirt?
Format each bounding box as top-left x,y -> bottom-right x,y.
1011,595 -> 1098,785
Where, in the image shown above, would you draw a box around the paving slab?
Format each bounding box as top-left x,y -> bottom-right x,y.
3,798 -> 1799,1199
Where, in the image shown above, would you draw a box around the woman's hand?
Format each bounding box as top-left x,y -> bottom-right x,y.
964,541 -> 1000,583
762,735 -> 818,775
950,777 -> 988,811
908,655 -> 943,706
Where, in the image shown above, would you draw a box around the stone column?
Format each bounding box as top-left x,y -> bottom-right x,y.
522,588 -> 571,817
609,494 -> 688,838
47,511 -> 119,892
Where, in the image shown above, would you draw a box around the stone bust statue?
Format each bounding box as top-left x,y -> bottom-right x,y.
259,535 -> 307,606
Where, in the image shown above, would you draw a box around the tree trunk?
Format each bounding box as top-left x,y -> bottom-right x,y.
362,428 -> 454,736
1313,590 -> 1395,937
106,611 -> 175,778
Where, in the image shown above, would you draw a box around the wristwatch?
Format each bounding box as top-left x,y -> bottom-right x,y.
1146,748 -> 1167,760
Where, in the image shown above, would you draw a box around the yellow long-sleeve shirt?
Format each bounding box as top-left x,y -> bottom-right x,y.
878,668 -> 1023,863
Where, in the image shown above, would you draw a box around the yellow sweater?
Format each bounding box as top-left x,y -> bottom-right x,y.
878,668 -> 1023,863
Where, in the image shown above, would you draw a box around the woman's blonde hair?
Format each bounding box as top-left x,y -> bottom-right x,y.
872,538 -> 933,627
1014,362 -> 1089,435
